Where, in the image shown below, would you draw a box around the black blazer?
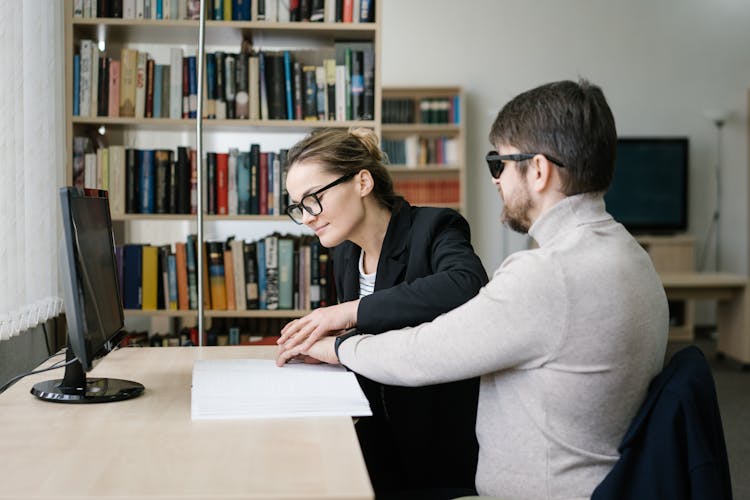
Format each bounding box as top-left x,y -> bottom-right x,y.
592,346 -> 733,500
333,200 -> 489,493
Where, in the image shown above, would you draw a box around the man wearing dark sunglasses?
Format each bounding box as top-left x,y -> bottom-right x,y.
282,79 -> 669,500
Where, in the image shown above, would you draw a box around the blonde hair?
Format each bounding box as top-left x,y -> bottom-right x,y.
286,127 -> 400,209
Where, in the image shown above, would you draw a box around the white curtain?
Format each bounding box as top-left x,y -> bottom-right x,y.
0,0 -> 65,341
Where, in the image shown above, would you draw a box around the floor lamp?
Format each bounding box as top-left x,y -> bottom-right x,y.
700,113 -> 726,272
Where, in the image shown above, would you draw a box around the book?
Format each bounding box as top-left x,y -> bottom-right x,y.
256,239 -> 266,309
188,55 -> 198,118
138,149 -> 155,214
223,243 -> 236,310
119,48 -> 138,117
324,58 -> 336,120
230,238 -> 246,310
152,64 -> 163,118
141,245 -> 159,310
108,59 -> 120,117
125,147 -> 139,212
73,54 -> 80,116
79,40 -> 94,117
167,253 -> 178,310
278,237 -> 294,309
224,53 -> 236,119
175,241 -> 190,310
237,151 -> 251,214
109,145 -> 126,215
158,244 -> 171,310
243,240 -> 259,309
249,144 -> 260,214
186,234 -> 198,309
134,51 -> 148,118
302,65 -> 317,120
207,241 -> 227,310
228,148 -> 239,215
176,146 -> 190,214
283,51 -> 294,120
169,47 -> 183,118
96,55 -> 110,116
248,53 -> 260,120
122,243 -> 143,309
264,52 -> 286,120
145,58 -> 155,117
216,152 -> 228,215
264,234 -> 279,310
202,240 -> 212,309
154,149 -> 172,214
235,52 -> 249,118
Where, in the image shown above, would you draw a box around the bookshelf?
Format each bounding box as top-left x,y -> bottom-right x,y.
381,86 -> 465,213
63,0 -> 382,338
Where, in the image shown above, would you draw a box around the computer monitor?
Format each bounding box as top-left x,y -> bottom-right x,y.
31,187 -> 144,403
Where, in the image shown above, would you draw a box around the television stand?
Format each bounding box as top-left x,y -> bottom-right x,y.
636,234 -> 695,341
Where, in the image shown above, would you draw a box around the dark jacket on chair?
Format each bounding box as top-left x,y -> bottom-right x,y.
333,199 -> 488,495
591,345 -> 732,500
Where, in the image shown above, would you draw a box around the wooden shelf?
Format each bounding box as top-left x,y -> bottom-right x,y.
125,309 -> 308,319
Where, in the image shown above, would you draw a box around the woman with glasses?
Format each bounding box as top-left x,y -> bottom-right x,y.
276,127 -> 488,498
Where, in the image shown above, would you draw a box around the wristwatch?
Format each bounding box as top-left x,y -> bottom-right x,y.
334,328 -> 361,361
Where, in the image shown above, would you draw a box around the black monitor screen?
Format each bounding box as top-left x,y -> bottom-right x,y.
604,137 -> 688,234
30,187 -> 143,403
69,195 -> 124,358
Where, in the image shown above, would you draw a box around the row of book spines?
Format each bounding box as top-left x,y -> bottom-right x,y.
381,136 -> 459,166
73,45 -> 375,122
121,330 -> 282,348
116,235 -> 335,312
76,0 -> 375,23
120,327 -> 284,347
394,179 -> 461,205
72,143 -> 290,216
382,96 -> 461,125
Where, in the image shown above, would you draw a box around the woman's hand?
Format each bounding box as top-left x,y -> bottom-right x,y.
275,300 -> 359,364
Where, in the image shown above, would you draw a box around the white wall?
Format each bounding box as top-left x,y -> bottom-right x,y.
381,0 -> 750,277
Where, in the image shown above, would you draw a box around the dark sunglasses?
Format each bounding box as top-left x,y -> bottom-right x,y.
285,172 -> 357,224
485,151 -> 567,179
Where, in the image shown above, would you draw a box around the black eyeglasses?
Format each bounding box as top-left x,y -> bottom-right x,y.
286,172 -> 357,224
485,151 -> 567,179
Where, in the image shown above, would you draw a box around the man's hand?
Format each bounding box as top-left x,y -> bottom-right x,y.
276,300 -> 359,354
276,337 -> 338,367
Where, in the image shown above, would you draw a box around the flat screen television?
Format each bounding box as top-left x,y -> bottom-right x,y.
31,187 -> 144,403
604,137 -> 688,234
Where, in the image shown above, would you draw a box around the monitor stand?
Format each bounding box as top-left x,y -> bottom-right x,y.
30,349 -> 144,403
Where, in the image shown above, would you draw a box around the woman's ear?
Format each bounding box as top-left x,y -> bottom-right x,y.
357,169 -> 375,197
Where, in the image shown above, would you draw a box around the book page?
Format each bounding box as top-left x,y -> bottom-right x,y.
191,359 -> 371,420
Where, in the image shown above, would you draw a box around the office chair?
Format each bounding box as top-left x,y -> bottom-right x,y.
592,345 -> 733,500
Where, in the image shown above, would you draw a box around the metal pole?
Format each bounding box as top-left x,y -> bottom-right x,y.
196,0 -> 206,345
715,119 -> 724,273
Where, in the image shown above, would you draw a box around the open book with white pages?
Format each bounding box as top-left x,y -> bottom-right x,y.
191,359 -> 372,420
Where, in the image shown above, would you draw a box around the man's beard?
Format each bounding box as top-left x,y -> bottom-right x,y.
501,185 -> 533,234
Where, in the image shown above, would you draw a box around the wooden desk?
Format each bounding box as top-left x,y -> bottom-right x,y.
0,346 -> 374,499
659,272 -> 750,367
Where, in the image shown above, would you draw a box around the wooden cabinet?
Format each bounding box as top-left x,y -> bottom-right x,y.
63,1 -> 382,333
381,86 -> 465,213
637,235 -> 696,341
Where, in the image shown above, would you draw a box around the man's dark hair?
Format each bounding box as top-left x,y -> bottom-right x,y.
489,79 -> 617,195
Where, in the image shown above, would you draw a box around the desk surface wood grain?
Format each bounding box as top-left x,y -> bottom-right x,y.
0,346 -> 373,499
